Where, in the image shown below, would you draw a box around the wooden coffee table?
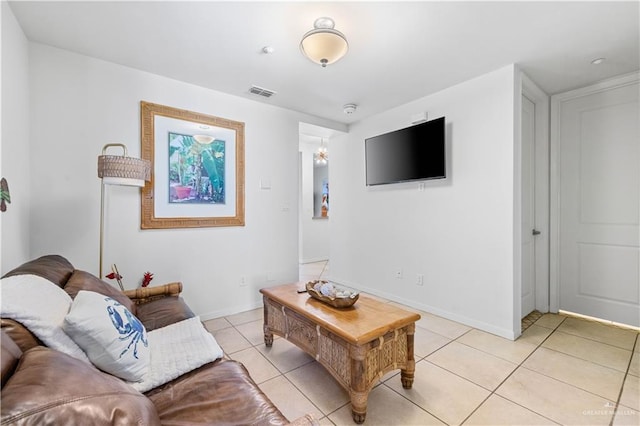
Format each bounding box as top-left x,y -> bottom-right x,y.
260,283 -> 420,423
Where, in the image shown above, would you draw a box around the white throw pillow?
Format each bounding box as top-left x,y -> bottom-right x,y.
64,290 -> 150,382
0,274 -> 89,363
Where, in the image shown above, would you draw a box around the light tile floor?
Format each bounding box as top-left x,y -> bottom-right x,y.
203,261 -> 640,425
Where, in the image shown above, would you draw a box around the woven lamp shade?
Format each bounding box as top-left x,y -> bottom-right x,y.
98,155 -> 151,187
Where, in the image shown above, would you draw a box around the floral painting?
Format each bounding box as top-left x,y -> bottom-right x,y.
141,101 -> 245,229
168,132 -> 225,204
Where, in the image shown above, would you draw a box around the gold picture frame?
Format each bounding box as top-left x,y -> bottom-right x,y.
140,101 -> 245,229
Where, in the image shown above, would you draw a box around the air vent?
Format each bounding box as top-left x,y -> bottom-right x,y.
249,85 -> 276,98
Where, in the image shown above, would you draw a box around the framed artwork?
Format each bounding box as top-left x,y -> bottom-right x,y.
140,101 -> 245,229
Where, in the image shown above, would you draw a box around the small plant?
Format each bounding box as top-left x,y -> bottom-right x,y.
142,271 -> 154,287
105,265 -> 124,291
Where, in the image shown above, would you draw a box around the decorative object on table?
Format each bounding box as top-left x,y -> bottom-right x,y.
140,101 -> 245,230
141,272 -> 154,288
98,143 -> 151,279
105,264 -> 124,291
305,280 -> 359,308
0,178 -> 10,212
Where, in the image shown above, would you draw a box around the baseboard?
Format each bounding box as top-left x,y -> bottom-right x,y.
199,299 -> 263,322
329,276 -> 518,341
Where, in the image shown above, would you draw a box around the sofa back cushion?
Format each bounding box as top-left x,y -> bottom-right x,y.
135,297 -> 194,332
1,330 -> 22,388
0,319 -> 41,353
64,270 -> 136,314
1,346 -> 160,425
1,255 -> 74,288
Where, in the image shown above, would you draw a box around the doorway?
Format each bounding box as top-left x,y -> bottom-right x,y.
550,73 -> 640,326
521,75 -> 550,320
298,122 -> 345,280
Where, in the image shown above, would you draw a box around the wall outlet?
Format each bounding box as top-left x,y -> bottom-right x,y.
395,269 -> 403,279
416,274 -> 424,286
240,276 -> 247,287
259,178 -> 271,189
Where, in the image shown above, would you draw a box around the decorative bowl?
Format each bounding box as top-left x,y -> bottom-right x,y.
305,280 -> 359,308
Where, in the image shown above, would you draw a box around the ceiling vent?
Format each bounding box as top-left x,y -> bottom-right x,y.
249,85 -> 276,98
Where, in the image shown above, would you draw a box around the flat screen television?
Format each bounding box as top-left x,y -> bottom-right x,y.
365,116 -> 445,186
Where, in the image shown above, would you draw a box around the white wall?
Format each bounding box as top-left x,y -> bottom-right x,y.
1,2 -> 30,274
27,43 -> 344,319
330,65 -> 519,339
299,140 -> 329,263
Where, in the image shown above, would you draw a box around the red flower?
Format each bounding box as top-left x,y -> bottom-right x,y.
105,272 -> 122,280
142,272 -> 154,287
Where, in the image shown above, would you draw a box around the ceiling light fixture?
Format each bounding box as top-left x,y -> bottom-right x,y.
300,17 -> 348,68
315,139 -> 328,165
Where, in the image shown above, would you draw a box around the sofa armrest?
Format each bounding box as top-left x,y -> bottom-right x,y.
123,282 -> 182,304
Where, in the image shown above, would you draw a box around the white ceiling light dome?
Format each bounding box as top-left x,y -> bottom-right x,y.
300,17 -> 348,68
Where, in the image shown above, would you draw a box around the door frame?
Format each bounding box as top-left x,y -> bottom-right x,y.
549,71 -> 640,313
521,73 -> 550,315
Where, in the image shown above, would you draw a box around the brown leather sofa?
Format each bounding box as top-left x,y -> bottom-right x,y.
1,255 -> 316,425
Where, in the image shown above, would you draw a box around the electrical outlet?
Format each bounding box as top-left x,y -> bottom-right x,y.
240,276 -> 247,287
416,274 -> 424,286
395,269 -> 403,279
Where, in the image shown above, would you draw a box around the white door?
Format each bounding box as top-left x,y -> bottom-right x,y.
553,76 -> 640,326
521,95 -> 536,318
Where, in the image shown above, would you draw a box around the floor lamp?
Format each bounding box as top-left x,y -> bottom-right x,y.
97,143 -> 151,285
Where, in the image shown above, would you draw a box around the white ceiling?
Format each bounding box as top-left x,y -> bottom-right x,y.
9,1 -> 640,125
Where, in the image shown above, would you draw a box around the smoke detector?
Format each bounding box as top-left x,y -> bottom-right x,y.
343,103 -> 357,114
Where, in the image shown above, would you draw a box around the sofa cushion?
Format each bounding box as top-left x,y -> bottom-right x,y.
0,274 -> 89,363
1,254 -> 74,288
64,269 -> 136,314
146,359 -> 288,425
0,346 -> 160,425
1,330 -> 22,388
0,319 -> 42,353
64,291 -> 150,382
135,296 -> 195,331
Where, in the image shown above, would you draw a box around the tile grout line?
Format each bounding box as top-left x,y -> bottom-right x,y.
375,334 -> 467,424
250,264 -> 334,423
230,321 -> 331,422
491,316 -> 638,423
380,323 -> 549,426
609,334 -> 639,426
552,328 -> 638,352
374,368 -> 449,424
457,315 -> 568,425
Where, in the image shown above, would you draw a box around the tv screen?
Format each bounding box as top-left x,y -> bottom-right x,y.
365,117 -> 445,186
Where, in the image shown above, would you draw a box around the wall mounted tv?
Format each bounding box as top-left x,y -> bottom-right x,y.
365,116 -> 445,186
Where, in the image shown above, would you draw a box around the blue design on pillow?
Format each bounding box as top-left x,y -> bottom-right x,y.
105,298 -> 148,359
